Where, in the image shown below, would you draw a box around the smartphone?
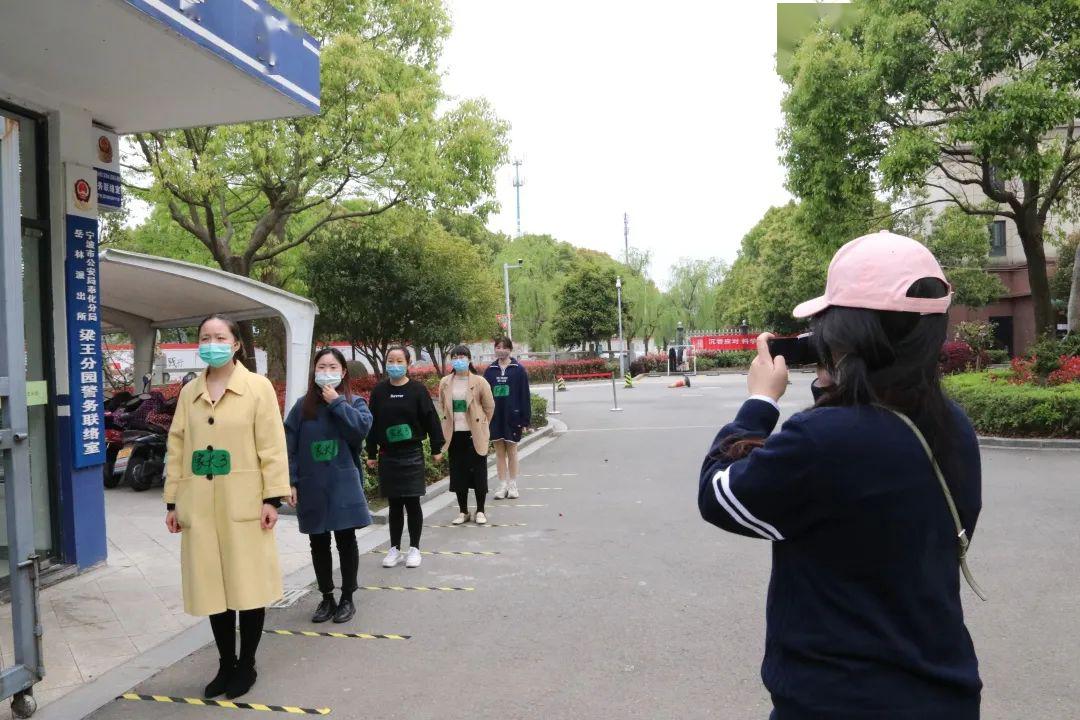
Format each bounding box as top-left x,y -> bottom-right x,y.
767,333 -> 819,366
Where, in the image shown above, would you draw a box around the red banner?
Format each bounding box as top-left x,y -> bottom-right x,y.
690,334 -> 755,351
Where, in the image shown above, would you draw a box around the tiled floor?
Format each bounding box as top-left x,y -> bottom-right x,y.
0,488 -> 314,718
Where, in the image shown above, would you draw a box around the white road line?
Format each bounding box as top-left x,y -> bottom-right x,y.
564,425 -> 718,433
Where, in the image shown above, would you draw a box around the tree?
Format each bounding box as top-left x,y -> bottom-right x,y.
128,0 -> 508,354
303,208 -> 495,373
495,234 -> 580,349
552,264 -> 622,352
667,258 -> 727,330
782,0 -> 1080,336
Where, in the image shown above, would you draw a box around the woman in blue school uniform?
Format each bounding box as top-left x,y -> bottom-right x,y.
483,337 -> 531,500
285,347 -> 373,625
699,231 -> 983,719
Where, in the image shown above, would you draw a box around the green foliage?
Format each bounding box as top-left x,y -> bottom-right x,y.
987,349 -> 1010,365
953,321 -> 998,370
666,258 -> 727,331
781,0 -> 1080,334
552,264 -> 622,350
1051,232 -> 1077,311
529,394 -> 549,428
716,204 -> 829,334
303,207 -> 497,371
129,0 -> 509,281
943,372 -> 1080,438
495,234 -> 581,349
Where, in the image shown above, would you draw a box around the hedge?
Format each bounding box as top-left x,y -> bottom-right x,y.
629,350 -> 755,375
943,372 -> 1080,438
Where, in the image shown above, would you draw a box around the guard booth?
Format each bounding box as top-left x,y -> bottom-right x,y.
0,2 -> 321,715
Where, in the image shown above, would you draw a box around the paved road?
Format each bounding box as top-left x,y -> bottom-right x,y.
86,373 -> 1080,719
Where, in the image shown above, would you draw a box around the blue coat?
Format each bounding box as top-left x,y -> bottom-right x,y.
483,358 -> 531,442
285,395 -> 373,535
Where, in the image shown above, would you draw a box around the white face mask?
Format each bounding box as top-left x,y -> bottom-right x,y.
315,372 -> 342,389
495,349 -> 511,360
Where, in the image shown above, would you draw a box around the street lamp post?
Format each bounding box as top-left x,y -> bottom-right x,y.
616,275 -> 625,377
502,259 -> 523,339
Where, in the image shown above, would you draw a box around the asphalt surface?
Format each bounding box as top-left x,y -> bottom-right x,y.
85,373 -> 1080,719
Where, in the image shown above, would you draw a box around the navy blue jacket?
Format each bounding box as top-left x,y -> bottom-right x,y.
699,398 -> 982,719
285,395 -> 373,535
483,358 -> 532,437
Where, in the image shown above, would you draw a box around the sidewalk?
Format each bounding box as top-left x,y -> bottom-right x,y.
0,489 -> 314,719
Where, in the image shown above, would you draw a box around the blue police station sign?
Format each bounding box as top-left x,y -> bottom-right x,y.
64,166 -> 107,469
97,169 -> 122,211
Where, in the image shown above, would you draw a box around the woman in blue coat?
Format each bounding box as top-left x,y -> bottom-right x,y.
484,337 -> 531,500
285,348 -> 373,624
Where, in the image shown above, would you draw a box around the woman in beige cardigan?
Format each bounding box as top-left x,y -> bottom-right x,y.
438,345 -> 495,525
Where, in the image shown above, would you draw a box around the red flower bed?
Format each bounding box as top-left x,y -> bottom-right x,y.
1048,355 -> 1080,386
940,341 -> 989,375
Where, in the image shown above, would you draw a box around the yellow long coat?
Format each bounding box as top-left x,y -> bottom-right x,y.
163,363 -> 291,616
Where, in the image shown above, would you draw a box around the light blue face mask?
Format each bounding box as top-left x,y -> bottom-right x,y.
386,364 -> 407,379
199,343 -> 234,369
452,358 -> 470,373
314,373 -> 342,389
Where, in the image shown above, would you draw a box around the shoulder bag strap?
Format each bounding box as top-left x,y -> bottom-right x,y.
881,407 -> 988,601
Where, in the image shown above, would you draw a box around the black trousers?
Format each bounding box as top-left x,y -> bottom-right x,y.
209,608 -> 264,665
388,496 -> 422,549
309,529 -> 359,598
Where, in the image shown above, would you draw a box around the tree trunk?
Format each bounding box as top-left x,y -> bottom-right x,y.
1016,215 -> 1056,338
1068,240 -> 1080,332
237,321 -> 258,372
258,318 -> 287,383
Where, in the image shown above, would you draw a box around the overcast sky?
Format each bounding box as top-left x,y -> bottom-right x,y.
440,0 -> 794,286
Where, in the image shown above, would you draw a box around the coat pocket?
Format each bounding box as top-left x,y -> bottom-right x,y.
223,471 -> 263,523
175,479 -> 195,528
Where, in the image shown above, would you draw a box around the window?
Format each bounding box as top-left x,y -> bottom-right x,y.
988,220 -> 1007,257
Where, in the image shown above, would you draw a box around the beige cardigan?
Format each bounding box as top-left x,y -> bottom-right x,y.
437,372 -> 495,456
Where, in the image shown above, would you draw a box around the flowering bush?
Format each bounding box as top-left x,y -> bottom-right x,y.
939,341 -> 989,375
1048,355 -> 1080,386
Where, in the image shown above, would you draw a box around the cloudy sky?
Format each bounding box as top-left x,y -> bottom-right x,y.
440,0 -> 794,286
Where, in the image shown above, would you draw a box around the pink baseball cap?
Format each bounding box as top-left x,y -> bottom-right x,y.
792,230 -> 952,319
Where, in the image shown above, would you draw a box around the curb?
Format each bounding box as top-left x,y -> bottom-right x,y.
977,435 -> 1080,450
368,422 -> 557,525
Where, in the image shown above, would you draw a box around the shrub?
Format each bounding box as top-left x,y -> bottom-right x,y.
986,349 -> 1010,365
953,321 -> 997,369
943,372 -> 1080,438
939,341 -> 988,375
1027,336 -> 1066,377
1048,355 -> 1080,386
530,393 -> 549,428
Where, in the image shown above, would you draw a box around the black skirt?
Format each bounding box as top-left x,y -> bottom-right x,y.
448,431 -> 488,494
377,447 -> 427,498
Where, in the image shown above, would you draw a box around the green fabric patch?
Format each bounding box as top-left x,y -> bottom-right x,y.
192,449 -> 231,476
310,439 -> 339,462
493,384 -> 510,398
452,399 -> 467,412
386,423 -> 414,443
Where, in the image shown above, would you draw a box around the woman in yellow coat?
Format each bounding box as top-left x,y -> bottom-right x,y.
163,315 -> 291,700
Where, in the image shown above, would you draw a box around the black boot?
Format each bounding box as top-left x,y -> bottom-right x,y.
311,595 -> 337,624
332,596 -> 355,624
204,658 -> 235,698
226,659 -> 257,699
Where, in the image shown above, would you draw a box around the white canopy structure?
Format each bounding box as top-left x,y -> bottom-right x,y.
98,249 -> 318,407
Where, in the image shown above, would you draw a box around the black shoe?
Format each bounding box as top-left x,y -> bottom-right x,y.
332,598 -> 355,624
204,658 -> 235,698
225,660 -> 257,699
311,596 -> 337,624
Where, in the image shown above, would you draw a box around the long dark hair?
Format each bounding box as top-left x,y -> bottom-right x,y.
198,314 -> 247,365
811,277 -> 956,478
302,347 -> 353,420
448,344 -> 478,375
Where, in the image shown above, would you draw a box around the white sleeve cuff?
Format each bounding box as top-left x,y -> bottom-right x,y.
747,395 -> 781,412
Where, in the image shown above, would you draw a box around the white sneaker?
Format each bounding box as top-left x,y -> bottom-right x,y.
382,547 -> 402,568
452,512 -> 470,525
405,547 -> 422,568
493,482 -> 508,500
507,481 -> 519,500
475,512 -> 488,525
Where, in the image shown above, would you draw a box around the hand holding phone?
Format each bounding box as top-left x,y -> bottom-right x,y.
766,333 -> 819,367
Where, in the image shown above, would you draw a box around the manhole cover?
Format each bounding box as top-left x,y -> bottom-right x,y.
269,586 -> 313,609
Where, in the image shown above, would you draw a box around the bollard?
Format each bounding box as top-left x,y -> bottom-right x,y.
624,372 -> 634,389
548,372 -> 561,415
555,376 -> 566,392
609,370 -> 623,412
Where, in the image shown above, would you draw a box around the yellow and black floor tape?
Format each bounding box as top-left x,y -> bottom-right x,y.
118,693 -> 329,714
425,522 -> 526,528
368,550 -> 499,556
360,585 -> 473,592
265,629 -> 410,640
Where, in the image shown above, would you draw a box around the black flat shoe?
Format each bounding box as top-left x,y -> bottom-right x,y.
204,658 -> 235,698
332,599 -> 355,624
311,596 -> 337,624
225,660 -> 257,699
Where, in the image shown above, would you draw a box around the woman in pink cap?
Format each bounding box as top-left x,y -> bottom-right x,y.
699,231 -> 983,719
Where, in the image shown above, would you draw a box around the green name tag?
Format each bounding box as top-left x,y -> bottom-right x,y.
192,449 -> 231,476
493,384 -> 510,398
386,424 -> 414,443
311,439 -> 339,462
452,399 -> 467,412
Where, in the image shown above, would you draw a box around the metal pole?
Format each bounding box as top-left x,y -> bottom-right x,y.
503,263 -> 513,340
623,212 -> 629,264
616,276 -> 625,377
547,347 -> 560,415
609,370 -> 623,412
513,160 -> 524,238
